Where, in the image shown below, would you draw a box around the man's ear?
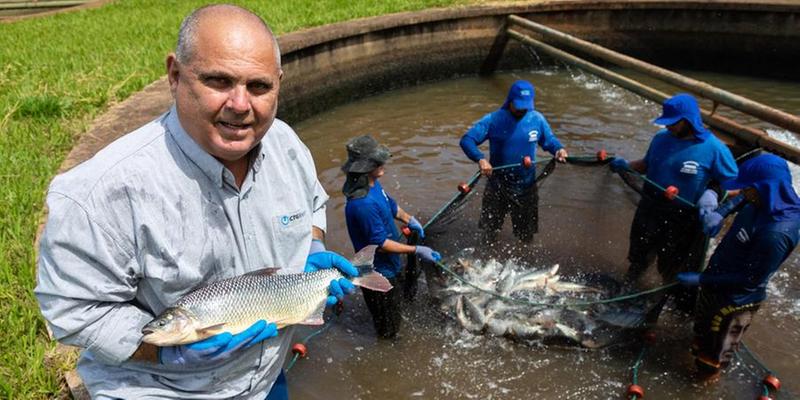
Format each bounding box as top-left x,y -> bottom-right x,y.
166,54 -> 180,96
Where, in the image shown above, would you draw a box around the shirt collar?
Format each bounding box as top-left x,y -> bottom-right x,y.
165,106 -> 267,188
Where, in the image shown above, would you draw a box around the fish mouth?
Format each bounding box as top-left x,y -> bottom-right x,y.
141,328 -> 154,336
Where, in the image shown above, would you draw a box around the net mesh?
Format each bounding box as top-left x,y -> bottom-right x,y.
403,155 -> 678,347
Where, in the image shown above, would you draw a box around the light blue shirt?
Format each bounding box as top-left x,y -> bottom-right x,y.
35,106 -> 328,399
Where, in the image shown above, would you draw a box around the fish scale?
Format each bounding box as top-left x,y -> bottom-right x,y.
179,269 -> 341,331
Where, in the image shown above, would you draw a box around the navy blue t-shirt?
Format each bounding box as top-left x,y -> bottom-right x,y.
643,130 -> 738,204
702,204 -> 800,305
460,108 -> 563,189
344,180 -> 402,278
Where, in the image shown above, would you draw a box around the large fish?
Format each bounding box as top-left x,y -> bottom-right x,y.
142,245 -> 390,346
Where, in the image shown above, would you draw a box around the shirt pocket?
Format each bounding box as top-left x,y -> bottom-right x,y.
270,208 -> 311,269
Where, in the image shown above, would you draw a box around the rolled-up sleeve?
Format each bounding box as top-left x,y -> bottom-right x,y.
35,193 -> 151,366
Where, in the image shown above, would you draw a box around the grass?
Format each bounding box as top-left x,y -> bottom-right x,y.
0,0 -> 472,397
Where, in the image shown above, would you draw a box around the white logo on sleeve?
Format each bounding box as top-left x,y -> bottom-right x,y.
680,161 -> 699,175
736,228 -> 750,243
528,130 -> 538,142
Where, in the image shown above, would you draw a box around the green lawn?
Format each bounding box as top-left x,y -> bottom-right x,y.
0,0 -> 471,397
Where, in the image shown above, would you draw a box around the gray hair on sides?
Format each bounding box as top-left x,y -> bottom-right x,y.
175,4 -> 281,67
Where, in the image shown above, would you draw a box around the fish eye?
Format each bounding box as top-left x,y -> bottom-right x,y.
158,320 -> 167,327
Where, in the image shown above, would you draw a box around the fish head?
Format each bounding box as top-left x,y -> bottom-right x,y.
141,307 -> 199,346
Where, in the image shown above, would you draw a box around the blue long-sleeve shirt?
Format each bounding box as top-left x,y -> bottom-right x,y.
701,204 -> 800,305
642,130 -> 738,204
344,180 -> 402,278
460,108 -> 563,189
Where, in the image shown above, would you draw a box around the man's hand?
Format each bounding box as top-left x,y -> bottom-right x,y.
700,209 -> 724,237
697,189 -> 718,213
159,320 -> 278,365
555,148 -> 568,163
609,158 -> 629,173
407,216 -> 425,239
305,251 -> 359,305
676,272 -> 701,287
478,159 -> 493,177
415,246 -> 441,263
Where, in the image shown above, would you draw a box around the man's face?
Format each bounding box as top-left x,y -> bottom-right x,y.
370,165 -> 386,179
508,102 -> 528,119
166,20 -> 282,163
666,119 -> 692,138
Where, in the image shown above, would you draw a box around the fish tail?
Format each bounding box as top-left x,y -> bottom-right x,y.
352,271 -> 393,292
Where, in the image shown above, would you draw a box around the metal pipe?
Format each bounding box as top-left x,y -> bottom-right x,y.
508,15 -> 800,135
506,29 -> 800,165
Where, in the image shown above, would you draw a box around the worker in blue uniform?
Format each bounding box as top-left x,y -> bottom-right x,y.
342,135 -> 441,339
610,93 -> 738,295
460,80 -> 568,243
677,153 -> 800,377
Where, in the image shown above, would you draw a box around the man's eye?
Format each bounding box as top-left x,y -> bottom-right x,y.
248,82 -> 271,95
204,77 -> 231,89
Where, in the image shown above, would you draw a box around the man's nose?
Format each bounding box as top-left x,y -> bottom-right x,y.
226,85 -> 251,113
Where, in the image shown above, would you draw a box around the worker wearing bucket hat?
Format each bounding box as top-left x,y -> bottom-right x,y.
676,153 -> 800,377
610,94 -> 738,301
342,135 -> 441,339
460,80 -> 569,243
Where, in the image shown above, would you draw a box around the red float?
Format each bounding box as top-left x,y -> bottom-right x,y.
458,182 -> 471,194
763,375 -> 781,391
627,384 -> 645,398
291,343 -> 307,358
597,149 -> 608,161
664,185 -> 679,200
522,156 -> 533,169
401,226 -> 412,237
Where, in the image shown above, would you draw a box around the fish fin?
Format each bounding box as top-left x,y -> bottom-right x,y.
196,323 -> 227,336
243,268 -> 281,277
300,303 -> 326,326
352,271 -> 393,292
549,264 -> 559,277
350,245 -> 377,268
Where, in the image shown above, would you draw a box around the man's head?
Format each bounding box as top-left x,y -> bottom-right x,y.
341,135 -> 391,175
653,93 -> 711,139
167,5 -> 283,164
723,153 -> 794,208
506,80 -> 534,119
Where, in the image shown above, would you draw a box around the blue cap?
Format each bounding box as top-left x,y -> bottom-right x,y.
722,153 -> 792,191
507,80 -> 535,111
653,93 -> 711,139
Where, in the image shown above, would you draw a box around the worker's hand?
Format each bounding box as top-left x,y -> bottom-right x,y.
676,272 -> 701,287
609,157 -> 629,173
700,209 -> 724,237
305,251 -> 358,306
478,159 -> 493,177
697,189 -> 719,213
407,216 -> 425,239
555,148 -> 568,163
415,246 -> 441,263
159,320 -> 278,365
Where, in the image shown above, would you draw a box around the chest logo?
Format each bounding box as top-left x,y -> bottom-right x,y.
280,211 -> 306,226
680,161 -> 699,175
528,130 -> 538,142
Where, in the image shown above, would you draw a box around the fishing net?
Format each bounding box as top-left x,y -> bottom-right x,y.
402,153 -> 680,347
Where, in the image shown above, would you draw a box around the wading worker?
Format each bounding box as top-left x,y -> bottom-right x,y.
460,80 -> 568,243
35,5 -> 357,399
610,93 -> 738,297
342,135 -> 441,339
677,154 -> 800,377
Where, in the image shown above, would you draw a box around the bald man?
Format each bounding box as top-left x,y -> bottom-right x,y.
35,5 -> 352,399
